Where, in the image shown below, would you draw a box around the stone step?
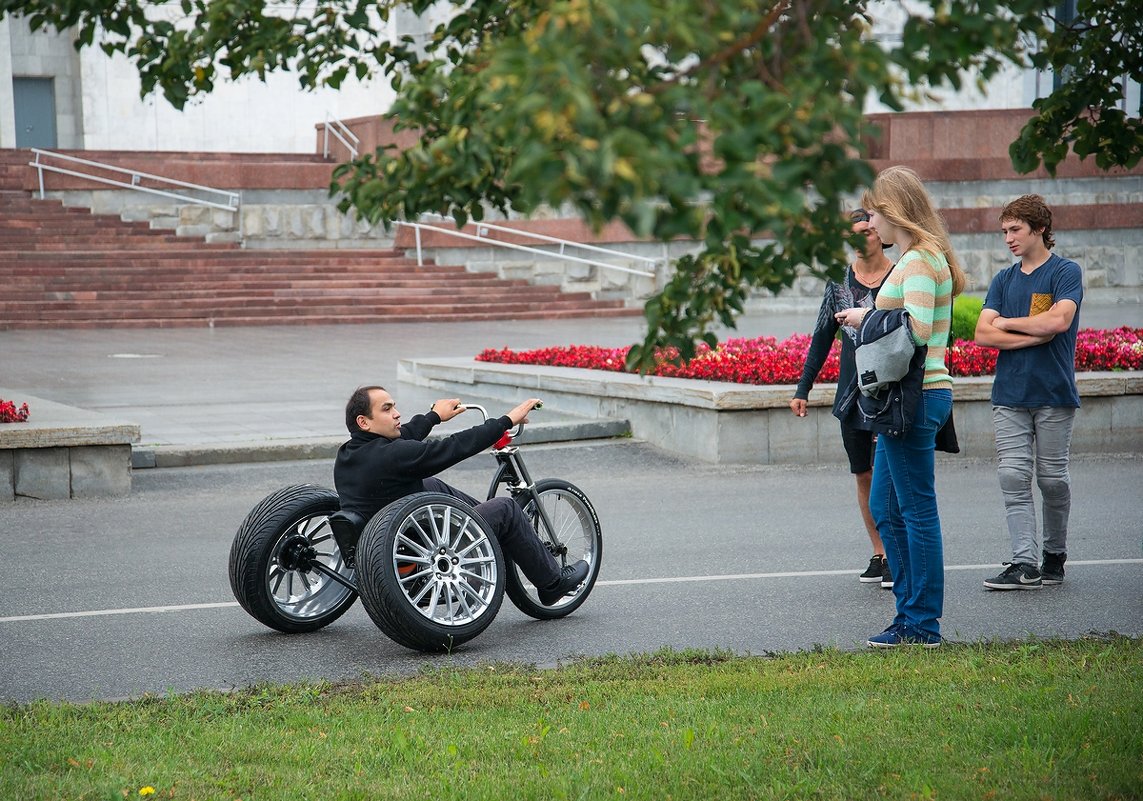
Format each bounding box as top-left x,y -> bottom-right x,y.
0,304 -> 633,325
2,262 -> 470,277
1,251 -> 419,265
0,187 -> 637,329
2,285 -> 598,301
0,292 -> 613,315
0,307 -> 641,330
0,278 -> 582,295
0,239 -> 238,251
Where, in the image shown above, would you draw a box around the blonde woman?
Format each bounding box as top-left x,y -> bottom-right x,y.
835,166 -> 965,648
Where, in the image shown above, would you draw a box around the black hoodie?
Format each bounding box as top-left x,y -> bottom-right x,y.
333,410 -> 513,520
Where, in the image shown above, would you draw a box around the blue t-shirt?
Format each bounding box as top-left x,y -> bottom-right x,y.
983,252 -> 1083,408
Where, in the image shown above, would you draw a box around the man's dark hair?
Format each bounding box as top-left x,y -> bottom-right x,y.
1000,194 -> 1055,250
345,385 -> 385,433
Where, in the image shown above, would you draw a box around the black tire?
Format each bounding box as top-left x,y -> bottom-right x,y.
228,484 -> 358,633
355,492 -> 505,652
503,479 -> 602,620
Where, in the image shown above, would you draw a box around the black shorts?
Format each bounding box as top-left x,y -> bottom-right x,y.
839,423 -> 875,474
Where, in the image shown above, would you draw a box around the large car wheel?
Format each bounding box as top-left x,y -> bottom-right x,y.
228,484 -> 358,633
355,493 -> 505,652
504,479 -> 602,620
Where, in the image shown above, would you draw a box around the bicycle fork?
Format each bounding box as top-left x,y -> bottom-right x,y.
491,446 -> 567,561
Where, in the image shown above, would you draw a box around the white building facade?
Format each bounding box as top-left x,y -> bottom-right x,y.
0,3 -> 452,152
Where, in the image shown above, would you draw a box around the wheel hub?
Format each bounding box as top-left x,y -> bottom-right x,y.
279,534 -> 317,571
434,547 -> 460,577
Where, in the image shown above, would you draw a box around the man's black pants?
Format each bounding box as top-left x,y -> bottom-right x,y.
423,478 -> 560,588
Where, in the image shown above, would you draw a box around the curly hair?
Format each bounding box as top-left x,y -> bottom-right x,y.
1000,194 -> 1055,250
345,385 -> 385,433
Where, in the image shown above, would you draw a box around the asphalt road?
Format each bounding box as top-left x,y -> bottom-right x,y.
2,441 -> 1140,703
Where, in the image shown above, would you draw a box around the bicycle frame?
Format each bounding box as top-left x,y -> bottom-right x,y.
466,405 -> 565,556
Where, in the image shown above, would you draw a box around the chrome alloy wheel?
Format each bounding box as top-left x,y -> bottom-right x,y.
392,502 -> 499,626
267,514 -> 355,623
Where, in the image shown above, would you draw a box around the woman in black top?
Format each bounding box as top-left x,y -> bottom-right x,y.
789,209 -> 895,587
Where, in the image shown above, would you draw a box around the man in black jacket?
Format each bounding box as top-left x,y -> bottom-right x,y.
334,385 -> 589,605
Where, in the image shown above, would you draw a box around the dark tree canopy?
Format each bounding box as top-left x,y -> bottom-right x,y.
4,0 -> 1140,368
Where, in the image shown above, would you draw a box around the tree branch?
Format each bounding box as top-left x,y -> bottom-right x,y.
647,2 -> 789,96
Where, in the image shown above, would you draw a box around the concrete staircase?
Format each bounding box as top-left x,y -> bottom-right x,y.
5,115 -> 1141,329
0,188 -> 638,330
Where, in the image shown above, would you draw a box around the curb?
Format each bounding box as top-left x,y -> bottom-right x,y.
130,418 -> 632,469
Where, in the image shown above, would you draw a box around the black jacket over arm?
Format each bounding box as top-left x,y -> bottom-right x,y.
834,309 -> 926,438
794,266 -> 883,417
333,411 -> 513,521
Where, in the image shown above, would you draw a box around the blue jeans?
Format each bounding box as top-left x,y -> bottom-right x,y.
870,388 -> 952,639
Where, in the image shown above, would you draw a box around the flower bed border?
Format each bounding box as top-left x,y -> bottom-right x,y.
398,358 -> 1143,464
0,389 -> 140,501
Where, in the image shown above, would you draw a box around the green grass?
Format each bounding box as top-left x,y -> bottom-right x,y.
3,638 -> 1141,800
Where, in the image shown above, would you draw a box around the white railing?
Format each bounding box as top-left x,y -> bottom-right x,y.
28,149 -> 241,213
321,114 -> 360,160
395,215 -> 659,279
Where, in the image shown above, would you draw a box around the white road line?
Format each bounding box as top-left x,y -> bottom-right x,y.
0,602 -> 240,623
2,559 -> 1140,624
596,559 -> 1143,586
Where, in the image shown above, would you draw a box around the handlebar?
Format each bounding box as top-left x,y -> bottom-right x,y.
463,401 -> 541,443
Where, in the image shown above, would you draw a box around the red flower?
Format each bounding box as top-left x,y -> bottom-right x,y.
0,398 -> 30,423
475,328 -> 1142,385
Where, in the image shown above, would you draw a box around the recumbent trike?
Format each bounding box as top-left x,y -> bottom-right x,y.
227,404 -> 602,652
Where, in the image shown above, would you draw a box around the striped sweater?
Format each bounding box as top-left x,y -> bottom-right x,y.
875,248 -> 953,390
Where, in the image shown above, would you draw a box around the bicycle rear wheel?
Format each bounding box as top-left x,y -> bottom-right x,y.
228,484 -> 357,633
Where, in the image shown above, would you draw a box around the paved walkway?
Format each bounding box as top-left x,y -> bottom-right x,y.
1,300 -> 1139,461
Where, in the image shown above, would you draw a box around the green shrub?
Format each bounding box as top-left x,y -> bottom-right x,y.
951,294 -> 984,343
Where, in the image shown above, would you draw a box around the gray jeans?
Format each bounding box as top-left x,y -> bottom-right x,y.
993,405 -> 1076,565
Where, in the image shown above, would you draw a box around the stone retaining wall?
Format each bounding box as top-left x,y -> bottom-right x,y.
397,359 -> 1143,464
0,390 -> 139,500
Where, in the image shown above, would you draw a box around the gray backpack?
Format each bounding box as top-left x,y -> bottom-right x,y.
854,310 -> 917,397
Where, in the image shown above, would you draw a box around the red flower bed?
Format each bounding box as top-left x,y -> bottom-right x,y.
477,327 -> 1143,385
0,398 -> 30,423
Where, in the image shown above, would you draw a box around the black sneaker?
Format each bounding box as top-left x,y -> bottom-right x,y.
1041,552 -> 1067,585
859,555 -> 886,584
983,562 -> 1042,590
538,560 -> 590,605
880,558 -> 893,589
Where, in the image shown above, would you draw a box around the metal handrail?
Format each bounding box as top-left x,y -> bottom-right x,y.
426,213 -> 660,267
321,114 -> 360,160
397,216 -> 658,278
28,148 -> 241,212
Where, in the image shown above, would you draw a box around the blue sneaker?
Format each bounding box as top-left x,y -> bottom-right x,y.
867,623 -> 905,647
867,623 -> 941,649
